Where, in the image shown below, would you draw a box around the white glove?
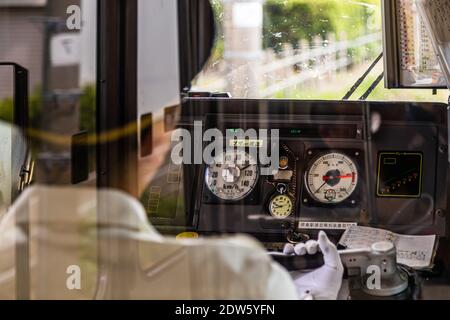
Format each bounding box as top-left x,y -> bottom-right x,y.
283,231 -> 343,300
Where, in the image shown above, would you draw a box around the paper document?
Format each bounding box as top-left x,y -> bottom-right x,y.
419,0 -> 450,43
339,225 -> 437,269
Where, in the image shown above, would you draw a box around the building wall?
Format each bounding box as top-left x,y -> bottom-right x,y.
0,7 -> 45,98
0,0 -> 82,99
46,0 -> 81,91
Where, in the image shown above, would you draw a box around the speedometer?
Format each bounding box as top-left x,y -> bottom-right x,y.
305,152 -> 358,204
205,150 -> 259,201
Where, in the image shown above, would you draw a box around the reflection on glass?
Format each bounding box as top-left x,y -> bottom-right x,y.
397,0 -> 446,87
0,185 -> 283,299
0,0 -> 97,186
0,121 -> 28,217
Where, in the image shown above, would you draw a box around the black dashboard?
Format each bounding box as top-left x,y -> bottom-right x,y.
143,99 -> 449,242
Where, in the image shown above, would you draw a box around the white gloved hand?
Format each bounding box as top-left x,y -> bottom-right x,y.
283,231 -> 343,300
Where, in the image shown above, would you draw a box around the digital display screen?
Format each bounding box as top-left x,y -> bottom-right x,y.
226,124 -> 358,139
376,152 -> 423,198
279,125 -> 358,139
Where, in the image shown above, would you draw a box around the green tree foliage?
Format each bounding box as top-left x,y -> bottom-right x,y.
0,85 -> 97,170
79,84 -> 96,134
0,85 -> 95,131
263,0 -> 380,51
209,0 -> 381,60
78,85 -> 97,171
0,86 -> 42,127
0,97 -> 13,122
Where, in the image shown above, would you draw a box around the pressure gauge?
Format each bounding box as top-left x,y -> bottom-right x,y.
305,152 -> 358,204
205,150 -> 259,201
269,194 -> 294,219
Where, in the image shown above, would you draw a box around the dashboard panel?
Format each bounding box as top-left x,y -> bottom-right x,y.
146,99 -> 449,241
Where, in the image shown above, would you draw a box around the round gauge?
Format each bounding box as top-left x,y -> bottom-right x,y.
205,150 -> 259,201
269,194 -> 294,219
305,152 -> 358,204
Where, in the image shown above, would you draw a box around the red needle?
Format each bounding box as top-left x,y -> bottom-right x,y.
322,174 -> 353,181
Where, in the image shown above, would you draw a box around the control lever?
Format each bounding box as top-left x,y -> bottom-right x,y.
270,251 -> 324,270
269,241 -> 409,297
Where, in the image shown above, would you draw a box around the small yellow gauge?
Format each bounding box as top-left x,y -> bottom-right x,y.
269,194 -> 294,219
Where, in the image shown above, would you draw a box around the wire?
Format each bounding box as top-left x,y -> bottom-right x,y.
359,72 -> 384,101
342,52 -> 383,100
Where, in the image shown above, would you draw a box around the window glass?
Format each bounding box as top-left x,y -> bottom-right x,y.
0,0 -> 97,186
193,0 -> 448,102
0,0 -> 97,299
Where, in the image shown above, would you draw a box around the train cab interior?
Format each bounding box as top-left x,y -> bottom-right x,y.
1,0 -> 450,300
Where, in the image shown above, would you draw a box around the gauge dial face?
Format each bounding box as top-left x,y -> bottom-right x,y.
269,194 -> 294,219
205,150 -> 259,201
305,152 -> 358,204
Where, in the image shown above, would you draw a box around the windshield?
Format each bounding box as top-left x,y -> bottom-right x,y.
192,0 -> 448,102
